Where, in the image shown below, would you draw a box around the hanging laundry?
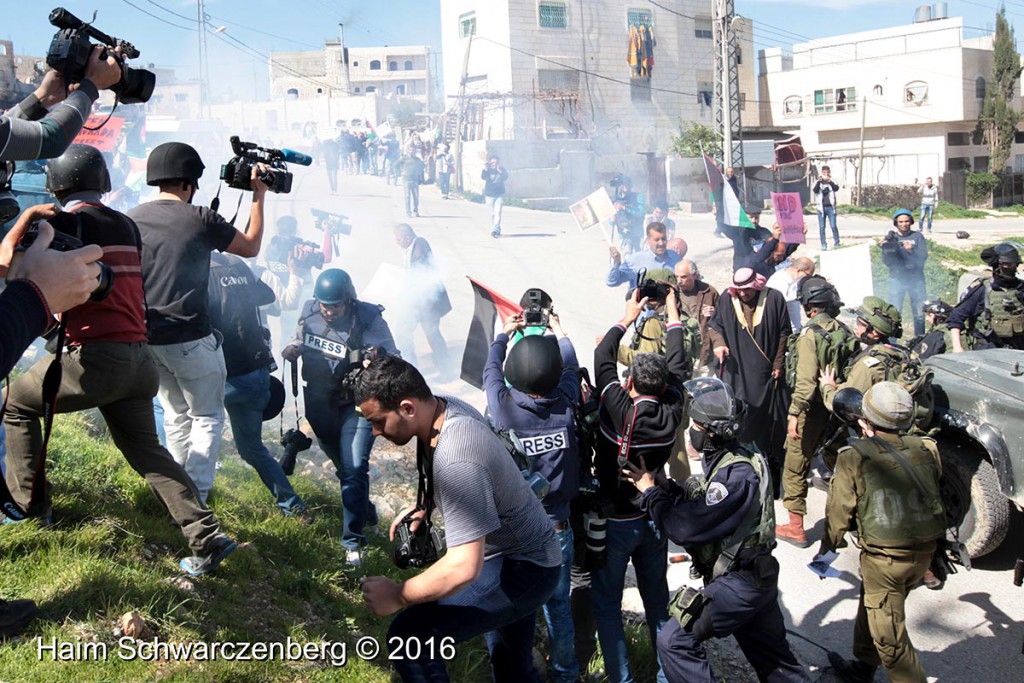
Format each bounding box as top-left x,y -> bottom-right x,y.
643,23 -> 656,77
628,25 -> 642,76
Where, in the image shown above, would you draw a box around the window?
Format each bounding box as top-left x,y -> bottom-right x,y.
316,88 -> 323,95
370,60 -> 381,70
974,156 -> 990,172
389,61 -> 398,71
947,132 -> 970,146
1015,131 -> 1024,144
695,17 -> 713,39
976,77 -> 986,100
813,87 -> 856,114
174,93 -> 188,102
286,88 -> 299,99
698,82 -> 713,107
540,2 -> 568,29
783,95 -> 803,117
365,86 -> 376,93
947,157 -> 970,171
459,11 -> 476,38
873,84 -> 883,96
396,84 -> 406,95
973,129 -> 985,145
905,80 -> 928,105
354,87 -> 361,93
1015,155 -> 1024,173
627,8 -> 653,28
353,61 -> 359,67
630,77 -> 651,102
404,60 -> 414,70
538,69 -> 580,92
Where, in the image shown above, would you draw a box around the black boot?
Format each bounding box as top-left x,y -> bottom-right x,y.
828,651 -> 877,682
0,598 -> 38,637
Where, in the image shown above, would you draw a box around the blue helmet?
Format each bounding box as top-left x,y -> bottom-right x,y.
892,208 -> 915,227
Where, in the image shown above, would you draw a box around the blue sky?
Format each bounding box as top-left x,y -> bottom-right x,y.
3,1 -> 1021,101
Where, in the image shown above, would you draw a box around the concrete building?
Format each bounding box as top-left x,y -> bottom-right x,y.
144,68 -> 202,120
439,0 -> 758,155
758,11 -> 1024,199
270,41 -> 432,113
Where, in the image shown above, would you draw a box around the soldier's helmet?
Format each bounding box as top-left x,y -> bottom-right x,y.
855,296 -> 902,338
862,382 -> 914,431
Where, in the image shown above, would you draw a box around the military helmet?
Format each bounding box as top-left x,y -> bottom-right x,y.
993,242 -> 1022,265
146,142 -> 205,186
504,335 -> 563,396
856,296 -> 902,338
645,268 -> 676,284
832,387 -> 864,424
46,144 -> 111,195
313,268 -> 356,305
683,377 -> 745,440
922,299 -> 952,320
891,207 -> 915,227
862,382 -> 915,431
798,275 -> 843,309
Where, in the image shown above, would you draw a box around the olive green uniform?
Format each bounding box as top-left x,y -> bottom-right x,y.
822,433 -> 945,683
782,312 -> 843,516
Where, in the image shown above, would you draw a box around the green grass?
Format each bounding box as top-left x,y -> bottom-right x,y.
836,201 -> 988,220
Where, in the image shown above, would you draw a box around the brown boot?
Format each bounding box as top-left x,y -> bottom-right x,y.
775,512 -> 812,548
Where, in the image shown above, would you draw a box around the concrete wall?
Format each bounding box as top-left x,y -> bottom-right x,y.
666,157 -> 712,209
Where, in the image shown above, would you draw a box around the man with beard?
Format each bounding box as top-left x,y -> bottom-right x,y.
707,268 -> 791,483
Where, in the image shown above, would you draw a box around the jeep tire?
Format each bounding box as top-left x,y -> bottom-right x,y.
938,443 -> 1011,558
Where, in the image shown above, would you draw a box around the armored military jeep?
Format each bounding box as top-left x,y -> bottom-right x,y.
927,348 -> 1024,557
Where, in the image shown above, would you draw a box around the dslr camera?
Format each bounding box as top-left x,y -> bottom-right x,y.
393,510 -> 446,569
220,137 -> 312,194
15,220 -> 114,301
46,7 -> 155,104
522,288 -> 550,327
277,428 -> 313,477
635,269 -> 671,305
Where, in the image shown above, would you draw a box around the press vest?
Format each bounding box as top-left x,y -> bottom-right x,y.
298,299 -> 383,401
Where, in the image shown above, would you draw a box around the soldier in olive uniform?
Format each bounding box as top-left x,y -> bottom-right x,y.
948,242 -> 1024,352
776,277 -> 858,547
819,383 -> 945,683
910,300 -> 961,359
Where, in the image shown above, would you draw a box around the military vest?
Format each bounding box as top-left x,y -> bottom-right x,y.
974,279 -> 1024,340
854,343 -> 934,430
847,436 -> 946,547
691,447 -> 775,573
784,313 -> 860,388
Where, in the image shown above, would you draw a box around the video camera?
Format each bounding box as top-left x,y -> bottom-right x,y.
635,268 -> 671,305
393,510 -> 446,569
46,7 -> 155,104
311,208 -> 352,236
14,220 -> 113,301
522,288 -> 550,327
220,137 -> 312,194
267,235 -> 324,272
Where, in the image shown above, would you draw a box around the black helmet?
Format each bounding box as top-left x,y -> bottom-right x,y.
504,335 -> 563,396
313,268 -> 356,305
684,377 -> 745,440
46,144 -> 111,195
798,275 -> 842,309
922,299 -> 951,320
146,142 -> 205,187
832,387 -> 864,424
992,242 -> 1022,266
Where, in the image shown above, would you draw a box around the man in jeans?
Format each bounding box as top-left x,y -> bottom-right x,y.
915,176 -> 940,233
812,165 -> 841,250
592,288 -> 687,683
400,154 -> 425,218
129,142 -> 269,504
482,156 -> 509,238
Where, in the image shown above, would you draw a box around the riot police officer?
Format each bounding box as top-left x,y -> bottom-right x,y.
820,383 -> 945,683
282,268 -> 399,566
948,242 -> 1024,351
622,377 -> 807,683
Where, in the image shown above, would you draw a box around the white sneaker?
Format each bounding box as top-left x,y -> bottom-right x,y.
345,549 -> 362,568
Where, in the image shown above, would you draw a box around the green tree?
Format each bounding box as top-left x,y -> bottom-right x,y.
978,8 -> 1022,174
670,122 -> 722,160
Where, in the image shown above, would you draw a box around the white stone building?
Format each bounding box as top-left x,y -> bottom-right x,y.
439,0 -> 758,155
759,13 -> 1024,197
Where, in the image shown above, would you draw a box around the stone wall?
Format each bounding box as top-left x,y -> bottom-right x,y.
850,185 -> 921,209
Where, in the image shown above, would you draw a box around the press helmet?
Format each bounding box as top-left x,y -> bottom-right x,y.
892,207 -> 915,228
856,296 -> 902,338
798,275 -> 843,309
504,335 -> 563,396
313,268 -> 356,305
146,142 -> 205,187
46,144 -> 111,195
684,377 -> 745,440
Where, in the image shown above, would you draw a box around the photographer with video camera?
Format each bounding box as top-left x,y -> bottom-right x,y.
880,208 -> 928,337
356,355 -> 561,682
281,268 -> 399,567
128,141 -> 270,504
2,145 -> 236,592
484,307 -> 581,683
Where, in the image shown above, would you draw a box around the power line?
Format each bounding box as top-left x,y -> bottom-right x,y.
141,0 -> 197,24
205,13 -> 323,49
117,0 -> 196,31
209,29 -> 337,94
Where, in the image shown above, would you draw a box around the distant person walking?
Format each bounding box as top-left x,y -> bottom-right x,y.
914,177 -> 940,233
482,156 -> 509,238
400,154 -> 425,218
435,143 -> 454,199
812,166 -> 840,250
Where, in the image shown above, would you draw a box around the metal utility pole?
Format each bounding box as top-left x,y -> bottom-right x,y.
714,0 -> 746,203
856,96 -> 867,206
452,34 -> 473,192
197,0 -> 205,117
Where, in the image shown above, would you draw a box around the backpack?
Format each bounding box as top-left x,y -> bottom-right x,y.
628,311 -> 701,381
861,343 -> 935,430
784,319 -> 860,389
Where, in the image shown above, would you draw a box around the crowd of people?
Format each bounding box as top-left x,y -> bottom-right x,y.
1,48 -> 1021,683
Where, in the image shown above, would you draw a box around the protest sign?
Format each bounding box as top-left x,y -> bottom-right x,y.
771,192 -> 807,244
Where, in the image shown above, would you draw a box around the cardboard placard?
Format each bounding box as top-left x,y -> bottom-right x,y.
570,187 -> 616,232
771,192 -> 807,244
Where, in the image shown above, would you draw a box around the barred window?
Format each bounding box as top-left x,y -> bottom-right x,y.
627,8 -> 653,28
540,2 -> 568,29
538,69 -> 580,92
695,17 -> 713,39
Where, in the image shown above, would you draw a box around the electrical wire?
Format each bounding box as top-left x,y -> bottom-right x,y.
117,0 -> 197,31
141,0 -> 197,24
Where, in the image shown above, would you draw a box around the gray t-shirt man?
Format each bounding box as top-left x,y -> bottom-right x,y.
434,395 -> 561,567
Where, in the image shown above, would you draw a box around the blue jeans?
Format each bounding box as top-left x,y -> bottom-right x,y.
544,527 -> 579,683
224,367 -> 305,514
405,182 -> 420,215
153,395 -> 166,447
889,274 -> 927,337
817,206 -> 839,248
486,195 -> 504,232
592,518 -> 670,683
920,203 -> 935,231
388,554 -> 560,682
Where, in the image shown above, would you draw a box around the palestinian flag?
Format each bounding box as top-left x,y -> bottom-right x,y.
460,278 -> 522,389
703,153 -> 754,229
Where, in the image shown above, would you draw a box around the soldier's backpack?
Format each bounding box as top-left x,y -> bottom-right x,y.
784,320 -> 860,389
861,343 -> 935,430
628,311 -> 702,381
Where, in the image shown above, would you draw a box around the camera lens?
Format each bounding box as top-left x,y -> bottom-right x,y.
89,263 -> 115,302
111,65 -> 156,104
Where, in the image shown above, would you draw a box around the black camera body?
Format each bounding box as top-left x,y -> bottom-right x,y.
220,137 -> 293,194
393,511 -> 446,569
267,235 -> 324,272
311,208 -> 352,236
46,8 -> 155,104
16,220 -> 114,301
880,230 -> 901,251
522,288 -> 550,327
637,278 -> 671,305
277,428 -> 313,476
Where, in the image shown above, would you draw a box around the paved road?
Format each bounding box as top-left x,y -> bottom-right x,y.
267,165 -> 1023,681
